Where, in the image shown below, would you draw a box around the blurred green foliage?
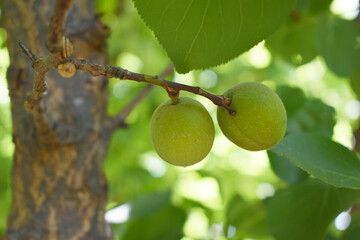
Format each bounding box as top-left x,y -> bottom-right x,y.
0,0 -> 360,239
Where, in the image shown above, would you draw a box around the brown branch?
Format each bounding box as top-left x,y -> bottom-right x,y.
19,42 -> 38,62
46,0 -> 74,53
68,58 -> 235,114
20,43 -> 60,111
23,71 -> 47,111
21,0 -> 73,110
20,43 -> 235,124
109,64 -> 174,129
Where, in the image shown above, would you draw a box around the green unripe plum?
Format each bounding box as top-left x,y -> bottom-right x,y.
151,97 -> 215,167
217,82 -> 287,151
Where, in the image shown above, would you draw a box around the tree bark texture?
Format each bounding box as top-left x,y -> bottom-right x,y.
2,0 -> 111,239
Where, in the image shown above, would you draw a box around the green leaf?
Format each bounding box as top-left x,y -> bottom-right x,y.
325,233 -> 339,240
342,215 -> 360,240
270,133 -> 360,189
276,85 -> 306,117
129,190 -> 171,219
96,0 -> 120,14
132,0 -> 296,73
110,190 -> 186,240
350,68 -> 360,100
288,98 -> 336,137
316,15 -> 360,77
265,179 -> 360,240
296,0 -> 332,15
268,151 -> 308,184
226,195 -> 269,239
113,204 -> 186,240
276,86 -> 335,138
270,87 -> 335,184
266,18 -> 317,66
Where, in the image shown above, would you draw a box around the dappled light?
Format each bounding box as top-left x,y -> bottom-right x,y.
105,203 -> 132,224
245,42 -> 272,69
140,155 -> 167,178
116,52 -> 144,73
256,183 -> 275,200
175,174 -> 222,209
183,209 -> 208,239
199,70 -> 218,89
345,100 -> 360,120
331,0 -> 359,19
334,210 -> 352,231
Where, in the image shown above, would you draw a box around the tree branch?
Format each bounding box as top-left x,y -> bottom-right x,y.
19,42 -> 38,62
19,43 -> 60,111
108,64 -> 174,130
20,43 -> 235,125
68,58 -> 235,114
46,0 -> 74,53
20,0 -> 73,111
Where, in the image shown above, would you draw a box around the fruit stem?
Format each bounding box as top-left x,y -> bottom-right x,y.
171,97 -> 179,105
167,89 -> 180,105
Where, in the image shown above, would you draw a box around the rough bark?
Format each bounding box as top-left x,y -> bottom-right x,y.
2,0 -> 111,239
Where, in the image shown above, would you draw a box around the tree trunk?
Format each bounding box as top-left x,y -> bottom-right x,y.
2,0 -> 111,239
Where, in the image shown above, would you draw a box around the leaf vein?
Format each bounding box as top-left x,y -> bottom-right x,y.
181,0 -> 211,70
233,0 -> 243,49
174,0 -> 194,48
214,0 -> 225,59
256,0 -> 265,40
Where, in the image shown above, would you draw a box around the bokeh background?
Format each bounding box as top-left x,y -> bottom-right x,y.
1,0 -> 360,239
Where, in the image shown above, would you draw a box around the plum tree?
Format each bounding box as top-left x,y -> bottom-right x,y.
217,81 -> 287,151
151,97 -> 215,167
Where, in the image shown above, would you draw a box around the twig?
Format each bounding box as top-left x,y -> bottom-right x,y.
19,42 -> 38,62
19,43 -> 59,111
46,0 -> 74,53
20,43 -> 235,123
109,64 -> 174,129
23,71 -> 47,111
68,58 -> 235,114
21,0 -> 73,110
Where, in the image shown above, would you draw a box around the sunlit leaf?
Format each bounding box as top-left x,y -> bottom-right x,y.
133,0 -> 296,73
